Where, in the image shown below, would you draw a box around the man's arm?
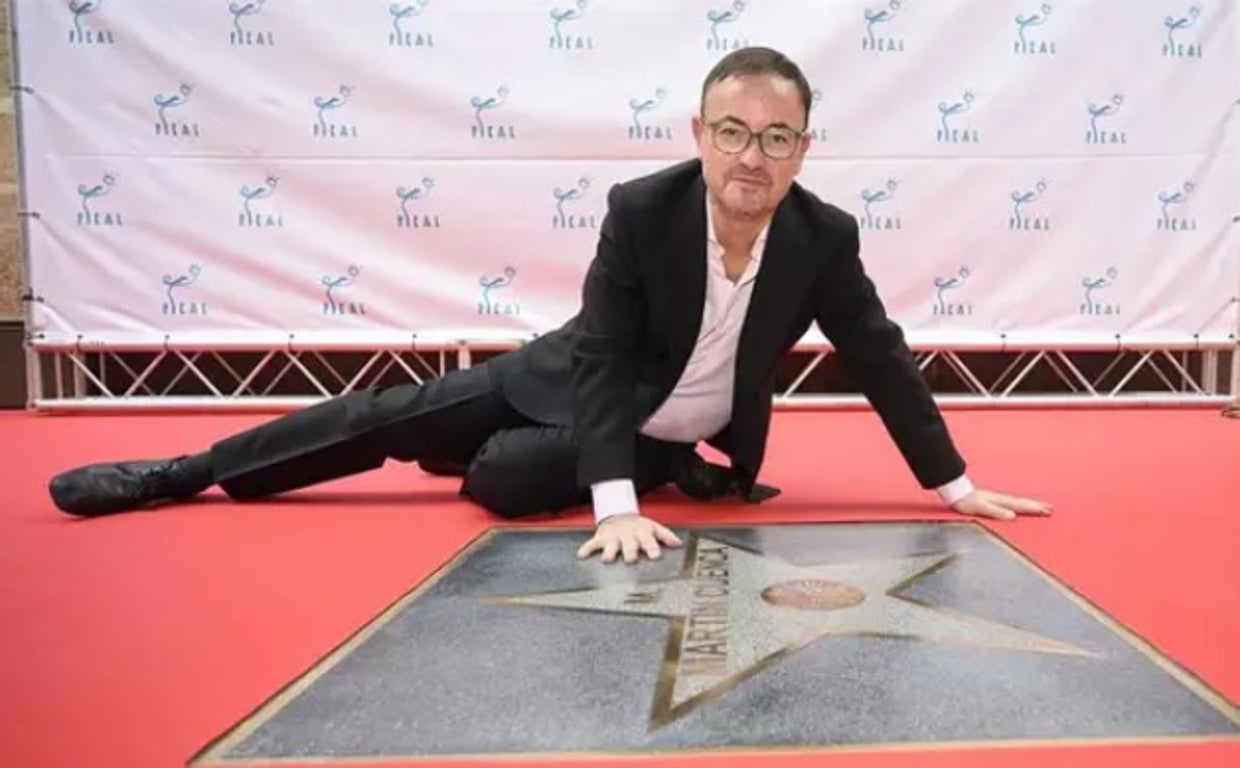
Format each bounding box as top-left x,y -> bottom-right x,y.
571,185 -> 683,562
817,216 -> 1052,520
570,184 -> 644,488
815,216 -> 967,490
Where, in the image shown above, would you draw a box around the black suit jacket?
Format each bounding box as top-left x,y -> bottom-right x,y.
492,159 -> 965,495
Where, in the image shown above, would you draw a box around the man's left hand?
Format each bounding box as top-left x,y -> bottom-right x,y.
951,489 -> 1052,521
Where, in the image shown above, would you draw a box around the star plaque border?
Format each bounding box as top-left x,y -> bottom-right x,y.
193,521 -> 1240,764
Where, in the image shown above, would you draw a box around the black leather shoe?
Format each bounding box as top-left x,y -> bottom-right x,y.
49,457 -> 205,517
671,450 -> 781,504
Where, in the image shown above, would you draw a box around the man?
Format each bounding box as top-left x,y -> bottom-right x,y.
49,47 -> 1051,562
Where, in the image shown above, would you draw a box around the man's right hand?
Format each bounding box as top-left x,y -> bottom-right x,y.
576,514 -> 682,564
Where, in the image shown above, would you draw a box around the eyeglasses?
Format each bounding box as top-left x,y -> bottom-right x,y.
703,117 -> 804,160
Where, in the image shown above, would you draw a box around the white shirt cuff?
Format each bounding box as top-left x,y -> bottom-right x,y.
935,474 -> 975,507
590,478 -> 640,525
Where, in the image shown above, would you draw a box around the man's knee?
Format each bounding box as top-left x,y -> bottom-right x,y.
460,427 -> 586,519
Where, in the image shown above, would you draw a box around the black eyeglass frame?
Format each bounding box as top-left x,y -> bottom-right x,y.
700,115 -> 808,159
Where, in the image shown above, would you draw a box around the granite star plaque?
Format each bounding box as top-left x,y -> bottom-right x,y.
195,522 -> 1240,763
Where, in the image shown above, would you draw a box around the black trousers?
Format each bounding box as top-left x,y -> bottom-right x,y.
207,362 -> 685,518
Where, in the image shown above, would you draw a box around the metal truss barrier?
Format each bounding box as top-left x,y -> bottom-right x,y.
23,335 -> 1239,412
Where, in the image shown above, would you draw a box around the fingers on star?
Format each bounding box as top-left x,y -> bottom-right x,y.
576,534 -> 608,560
577,521 -> 682,564
621,535 -> 641,564
637,530 -> 662,561
652,522 -> 683,548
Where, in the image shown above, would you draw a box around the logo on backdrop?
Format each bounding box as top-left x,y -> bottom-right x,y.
479,266 -> 521,316
933,267 -> 973,316
862,1 -> 905,53
936,91 -> 979,144
1010,179 -> 1050,231
68,0 -> 115,45
76,173 -> 123,227
391,0 -> 441,48
396,178 -> 442,229
553,177 -> 597,229
313,86 -> 358,138
154,84 -> 200,139
1080,268 -> 1120,316
629,88 -> 673,141
229,0 -> 274,46
389,0 -> 436,48
322,266 -> 366,316
550,0 -> 593,50
471,86 -> 516,139
1157,181 -> 1198,231
806,89 -> 827,142
1163,6 -> 1203,57
1085,95 -> 1126,145
859,179 -> 901,231
162,263 -> 207,316
706,1 -> 750,51
1014,4 -> 1056,55
238,176 -> 283,228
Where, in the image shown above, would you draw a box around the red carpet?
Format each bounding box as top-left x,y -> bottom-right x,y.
1,408 -> 1237,767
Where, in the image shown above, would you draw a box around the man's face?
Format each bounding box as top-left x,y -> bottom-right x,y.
692,73 -> 811,223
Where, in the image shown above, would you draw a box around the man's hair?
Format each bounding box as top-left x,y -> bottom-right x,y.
699,46 -> 813,127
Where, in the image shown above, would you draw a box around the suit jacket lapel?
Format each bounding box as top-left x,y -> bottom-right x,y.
663,176 -> 708,372
733,199 -> 812,404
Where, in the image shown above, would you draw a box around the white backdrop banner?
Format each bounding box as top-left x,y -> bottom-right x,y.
15,0 -> 1240,348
